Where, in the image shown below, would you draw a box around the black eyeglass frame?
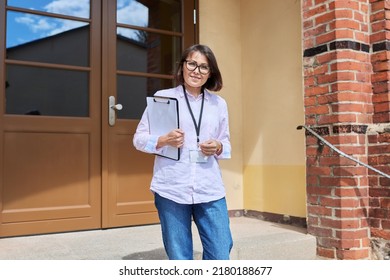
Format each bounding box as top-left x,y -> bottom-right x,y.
184,60 -> 211,75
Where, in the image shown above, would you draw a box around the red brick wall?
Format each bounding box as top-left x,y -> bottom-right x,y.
368,0 -> 390,249
302,0 -> 377,259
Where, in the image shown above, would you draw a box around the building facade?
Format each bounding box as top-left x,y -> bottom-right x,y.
1,0 -> 389,260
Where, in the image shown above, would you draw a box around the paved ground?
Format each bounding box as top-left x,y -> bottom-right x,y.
0,217 -> 318,260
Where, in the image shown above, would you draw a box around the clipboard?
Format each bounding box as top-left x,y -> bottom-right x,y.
146,96 -> 180,160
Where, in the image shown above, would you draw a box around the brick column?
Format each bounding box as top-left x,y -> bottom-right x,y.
302,0 -> 372,259
368,0 -> 390,259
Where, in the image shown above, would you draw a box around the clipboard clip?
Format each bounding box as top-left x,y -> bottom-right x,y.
153,97 -> 170,104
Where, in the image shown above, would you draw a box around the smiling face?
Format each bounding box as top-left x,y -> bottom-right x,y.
182,51 -> 210,96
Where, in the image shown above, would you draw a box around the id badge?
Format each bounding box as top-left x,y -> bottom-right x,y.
190,150 -> 208,163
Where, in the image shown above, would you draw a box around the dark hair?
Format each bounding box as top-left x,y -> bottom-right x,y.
175,44 -> 223,92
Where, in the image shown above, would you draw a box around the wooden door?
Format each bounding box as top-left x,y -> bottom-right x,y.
0,0 -> 102,237
102,0 -> 196,227
0,0 -> 196,237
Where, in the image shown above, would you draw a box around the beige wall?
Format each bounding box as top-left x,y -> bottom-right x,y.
199,0 -> 306,218
199,0 -> 244,210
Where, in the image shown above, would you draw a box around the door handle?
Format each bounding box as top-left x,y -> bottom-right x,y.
108,96 -> 123,126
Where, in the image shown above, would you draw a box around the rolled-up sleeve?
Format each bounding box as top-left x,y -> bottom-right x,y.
215,98 -> 231,160
133,109 -> 162,154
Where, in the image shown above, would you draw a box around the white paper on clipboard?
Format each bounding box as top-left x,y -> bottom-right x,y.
147,96 -> 180,160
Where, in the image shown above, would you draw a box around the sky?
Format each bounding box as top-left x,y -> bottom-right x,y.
6,0 -> 148,48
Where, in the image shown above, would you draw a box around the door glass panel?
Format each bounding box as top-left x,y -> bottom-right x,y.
6,0 -> 90,19
117,75 -> 173,119
6,11 -> 90,67
6,65 -> 89,117
117,0 -> 181,32
117,28 -> 181,75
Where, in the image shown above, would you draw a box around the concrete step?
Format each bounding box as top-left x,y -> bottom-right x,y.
0,217 -> 318,260
230,228 -> 317,260
193,217 -> 317,260
229,217 -> 317,260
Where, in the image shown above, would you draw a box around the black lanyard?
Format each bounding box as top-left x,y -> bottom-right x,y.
182,85 -> 205,145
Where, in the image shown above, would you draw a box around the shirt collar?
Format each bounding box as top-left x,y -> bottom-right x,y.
177,85 -> 210,100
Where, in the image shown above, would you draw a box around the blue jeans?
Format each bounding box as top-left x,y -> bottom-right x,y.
154,193 -> 233,260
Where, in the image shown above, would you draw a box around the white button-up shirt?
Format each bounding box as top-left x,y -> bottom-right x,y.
133,85 -> 231,204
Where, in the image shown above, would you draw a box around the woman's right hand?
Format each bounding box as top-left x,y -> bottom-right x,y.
157,129 -> 185,148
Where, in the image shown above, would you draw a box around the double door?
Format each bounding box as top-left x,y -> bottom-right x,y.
0,0 -> 196,237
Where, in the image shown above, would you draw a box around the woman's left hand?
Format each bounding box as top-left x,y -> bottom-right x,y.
199,140 -> 222,156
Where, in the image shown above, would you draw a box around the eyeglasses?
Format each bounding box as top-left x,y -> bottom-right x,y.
184,60 -> 210,75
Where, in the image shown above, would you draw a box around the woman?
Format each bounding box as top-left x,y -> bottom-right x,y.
133,44 -> 232,260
